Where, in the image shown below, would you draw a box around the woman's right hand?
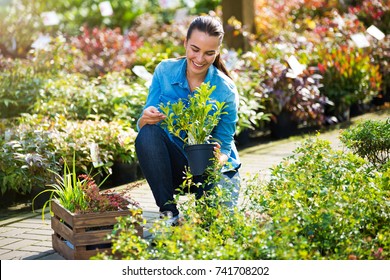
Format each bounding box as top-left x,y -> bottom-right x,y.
139,106 -> 166,129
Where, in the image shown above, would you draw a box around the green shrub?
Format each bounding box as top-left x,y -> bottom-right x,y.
0,60 -> 44,118
340,118 -> 390,169
233,71 -> 270,135
50,117 -> 138,174
252,137 -> 390,259
95,137 -> 390,260
0,117 -> 59,194
29,35 -> 76,75
94,172 -> 263,260
0,0 -> 45,58
0,114 -> 139,194
33,73 -> 92,119
132,13 -> 188,71
48,0 -> 153,35
33,71 -> 147,128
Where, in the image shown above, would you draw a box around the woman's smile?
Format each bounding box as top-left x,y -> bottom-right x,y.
191,60 -> 205,69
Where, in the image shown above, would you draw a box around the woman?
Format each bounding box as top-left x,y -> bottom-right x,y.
135,15 -> 241,225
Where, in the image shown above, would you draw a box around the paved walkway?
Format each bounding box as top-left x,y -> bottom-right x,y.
0,110 -> 388,260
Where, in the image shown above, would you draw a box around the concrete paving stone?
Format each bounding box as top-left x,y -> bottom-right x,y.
142,211 -> 159,217
33,240 -> 53,247
0,228 -> 28,238
140,202 -> 159,208
0,238 -> 23,247
27,217 -> 51,224
26,228 -> 53,236
0,248 -> 11,255
140,207 -> 159,212
0,226 -> 18,234
2,239 -> 40,250
0,250 -> 31,260
134,197 -> 156,203
25,220 -> 50,228
21,245 -> 54,253
6,222 -> 45,229
12,233 -> 51,241
0,227 -> 12,234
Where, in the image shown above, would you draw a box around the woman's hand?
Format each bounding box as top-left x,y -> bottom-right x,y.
213,142 -> 228,166
139,106 -> 166,129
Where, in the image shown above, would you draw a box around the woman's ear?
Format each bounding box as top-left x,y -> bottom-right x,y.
183,38 -> 187,49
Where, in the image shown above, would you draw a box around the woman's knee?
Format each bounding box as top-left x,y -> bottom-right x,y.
135,125 -> 164,151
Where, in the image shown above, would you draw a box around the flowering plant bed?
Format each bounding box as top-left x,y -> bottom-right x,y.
51,199 -> 142,260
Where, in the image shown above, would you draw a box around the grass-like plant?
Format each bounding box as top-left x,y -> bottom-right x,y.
159,82 -> 227,145
32,152 -> 111,220
33,153 -> 88,220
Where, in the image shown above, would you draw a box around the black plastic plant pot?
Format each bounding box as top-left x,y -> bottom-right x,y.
184,143 -> 215,176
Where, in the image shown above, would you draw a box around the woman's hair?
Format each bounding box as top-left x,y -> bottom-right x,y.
186,16 -> 232,79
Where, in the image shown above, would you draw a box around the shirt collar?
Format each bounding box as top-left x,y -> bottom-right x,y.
172,58 -> 216,89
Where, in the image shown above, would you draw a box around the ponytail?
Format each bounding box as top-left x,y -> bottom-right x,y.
213,53 -> 232,80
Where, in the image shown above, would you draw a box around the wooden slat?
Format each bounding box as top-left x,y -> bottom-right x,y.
74,248 -> 106,260
73,211 -> 135,228
51,201 -> 143,259
72,230 -> 112,246
51,200 -> 75,228
52,234 -> 75,260
51,216 -> 75,244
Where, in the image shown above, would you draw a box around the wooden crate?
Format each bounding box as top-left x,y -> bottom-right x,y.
51,200 -> 143,260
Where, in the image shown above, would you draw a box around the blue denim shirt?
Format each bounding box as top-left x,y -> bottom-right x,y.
138,58 -> 241,172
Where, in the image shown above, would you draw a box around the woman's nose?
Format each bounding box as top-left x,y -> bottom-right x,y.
195,52 -> 205,62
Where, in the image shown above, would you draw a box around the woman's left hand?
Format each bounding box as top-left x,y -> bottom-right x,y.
213,143 -> 228,166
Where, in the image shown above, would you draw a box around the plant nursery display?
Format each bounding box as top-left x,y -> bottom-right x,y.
159,82 -> 226,175
318,45 -> 382,121
33,155 -> 142,260
0,0 -> 389,262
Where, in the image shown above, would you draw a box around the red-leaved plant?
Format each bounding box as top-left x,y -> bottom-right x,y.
33,154 -> 140,219
70,26 -> 143,76
78,174 -> 140,214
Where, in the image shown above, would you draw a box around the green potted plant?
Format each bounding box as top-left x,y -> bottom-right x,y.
340,118 -> 390,170
33,153 -> 142,260
318,45 -> 382,122
159,82 -> 227,176
0,116 -> 59,208
256,61 -> 327,138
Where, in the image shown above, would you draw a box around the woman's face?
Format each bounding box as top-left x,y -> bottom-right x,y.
184,29 -> 220,77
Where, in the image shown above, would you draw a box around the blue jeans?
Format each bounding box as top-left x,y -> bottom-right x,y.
135,125 -> 240,216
